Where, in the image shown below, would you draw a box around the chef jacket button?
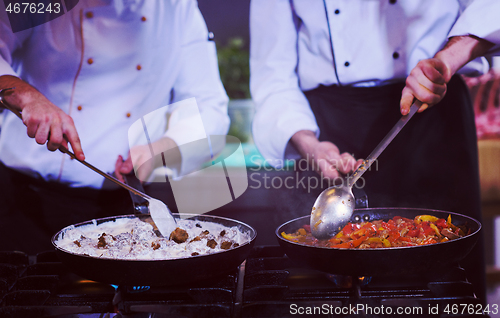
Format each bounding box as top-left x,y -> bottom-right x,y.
77,105 -> 83,111
126,112 -> 131,118
85,11 -> 94,19
141,16 -> 147,22
136,64 -> 142,71
87,58 -> 94,65
389,0 -> 397,4
344,61 -> 350,67
392,52 -> 400,59
334,9 -> 340,14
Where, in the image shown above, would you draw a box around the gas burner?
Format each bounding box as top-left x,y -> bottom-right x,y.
241,246 -> 489,318
0,248 -> 490,318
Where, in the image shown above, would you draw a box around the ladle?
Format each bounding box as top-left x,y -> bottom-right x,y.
311,101 -> 421,239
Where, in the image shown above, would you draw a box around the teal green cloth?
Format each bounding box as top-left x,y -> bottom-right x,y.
207,143 -> 294,169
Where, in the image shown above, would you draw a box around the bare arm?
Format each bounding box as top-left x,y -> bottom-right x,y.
114,136 -> 181,182
0,75 -> 85,160
400,35 -> 494,115
291,130 -> 362,180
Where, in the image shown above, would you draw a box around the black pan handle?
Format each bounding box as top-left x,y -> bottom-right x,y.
353,188 -> 369,209
124,172 -> 150,214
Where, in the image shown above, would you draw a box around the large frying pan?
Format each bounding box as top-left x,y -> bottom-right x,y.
52,213 -> 256,286
276,207 -> 480,277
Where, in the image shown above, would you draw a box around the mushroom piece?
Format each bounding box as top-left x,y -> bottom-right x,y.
440,228 -> 459,240
170,228 -> 189,243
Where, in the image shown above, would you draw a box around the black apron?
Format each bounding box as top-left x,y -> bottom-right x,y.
303,75 -> 486,303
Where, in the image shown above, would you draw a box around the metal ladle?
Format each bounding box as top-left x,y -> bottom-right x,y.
310,101 -> 421,239
0,87 -> 177,237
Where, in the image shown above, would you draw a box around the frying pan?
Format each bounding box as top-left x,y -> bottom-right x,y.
276,207 -> 480,277
52,213 -> 256,286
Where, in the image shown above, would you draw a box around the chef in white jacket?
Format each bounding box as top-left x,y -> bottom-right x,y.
250,0 -> 500,304
0,0 -> 229,253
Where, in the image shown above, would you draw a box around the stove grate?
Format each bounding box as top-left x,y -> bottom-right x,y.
0,247 -> 490,318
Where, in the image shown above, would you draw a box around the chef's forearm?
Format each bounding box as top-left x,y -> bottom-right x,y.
435,35 -> 494,79
156,137 -> 182,172
0,75 -> 40,111
290,130 -> 320,159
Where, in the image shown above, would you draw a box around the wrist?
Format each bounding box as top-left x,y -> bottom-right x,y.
434,50 -> 464,81
155,138 -> 178,157
434,35 -> 494,80
291,130 -> 319,159
0,75 -> 38,111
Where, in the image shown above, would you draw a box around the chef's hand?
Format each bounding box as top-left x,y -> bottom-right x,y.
400,35 -> 495,116
291,130 -> 362,181
0,75 -> 85,160
400,58 -> 451,115
115,137 -> 181,182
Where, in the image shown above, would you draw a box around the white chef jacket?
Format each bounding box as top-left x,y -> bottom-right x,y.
0,0 -> 229,188
449,0 -> 500,53
250,0 -> 495,167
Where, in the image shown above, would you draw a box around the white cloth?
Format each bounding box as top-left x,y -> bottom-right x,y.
449,0 -> 500,54
249,0 -> 491,166
0,0 -> 229,188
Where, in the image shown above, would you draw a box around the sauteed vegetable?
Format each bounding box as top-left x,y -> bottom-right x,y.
281,215 -> 469,248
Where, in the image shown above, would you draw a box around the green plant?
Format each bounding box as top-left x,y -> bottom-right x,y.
217,38 -> 251,100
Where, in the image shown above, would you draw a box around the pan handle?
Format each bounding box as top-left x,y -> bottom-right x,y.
353,188 -> 369,209
124,172 -> 150,214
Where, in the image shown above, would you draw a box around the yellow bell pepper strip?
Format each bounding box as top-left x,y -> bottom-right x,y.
281,232 -> 297,241
446,214 -> 460,233
429,223 -> 441,236
367,237 -> 381,243
414,215 -> 439,224
381,238 -> 391,247
352,228 -> 366,237
367,237 -> 391,247
419,222 -> 436,236
440,237 -> 450,243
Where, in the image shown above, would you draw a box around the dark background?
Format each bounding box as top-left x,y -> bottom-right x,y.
198,0 -> 250,47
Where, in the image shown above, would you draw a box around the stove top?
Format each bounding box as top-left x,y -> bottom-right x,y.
0,247 -> 490,318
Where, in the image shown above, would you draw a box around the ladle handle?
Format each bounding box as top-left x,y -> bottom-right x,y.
348,101 -> 421,188
0,88 -> 152,201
